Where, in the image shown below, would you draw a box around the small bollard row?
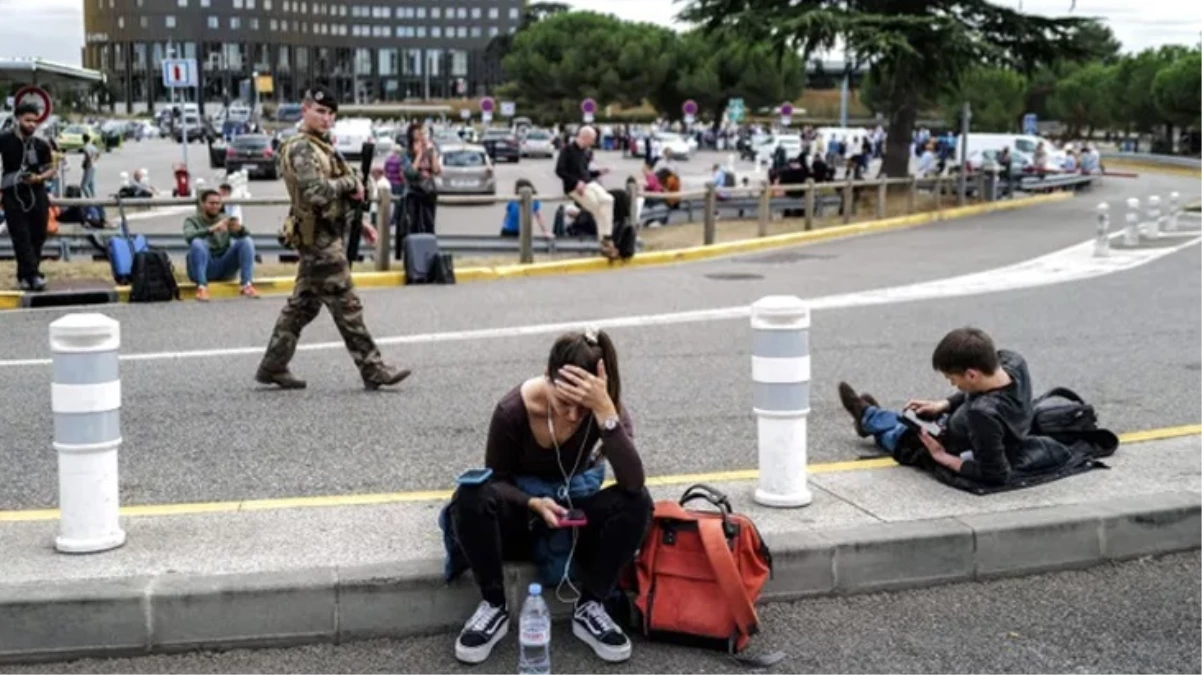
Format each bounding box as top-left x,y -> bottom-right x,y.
1096,191 -> 1181,257
38,299 -> 822,559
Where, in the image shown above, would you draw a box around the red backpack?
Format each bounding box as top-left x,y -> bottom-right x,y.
624,484 -> 785,666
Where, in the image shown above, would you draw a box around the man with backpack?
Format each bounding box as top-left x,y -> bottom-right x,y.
836,327 -> 1115,490
256,86 -> 409,391
837,327 -> 1036,487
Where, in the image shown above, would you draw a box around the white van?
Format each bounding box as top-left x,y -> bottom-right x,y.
960,133 -> 1066,172
331,118 -> 376,161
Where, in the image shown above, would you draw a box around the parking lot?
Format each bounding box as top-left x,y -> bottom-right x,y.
67,136 -> 757,239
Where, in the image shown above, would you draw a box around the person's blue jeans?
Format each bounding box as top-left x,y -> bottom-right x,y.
81,168 -> 96,198
860,406 -> 911,454
187,237 -> 255,286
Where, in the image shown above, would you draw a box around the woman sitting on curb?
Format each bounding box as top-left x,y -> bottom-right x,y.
438,329 -> 652,666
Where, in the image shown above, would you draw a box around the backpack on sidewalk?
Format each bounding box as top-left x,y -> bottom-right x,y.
623,484 -> 784,667
1031,387 -> 1098,436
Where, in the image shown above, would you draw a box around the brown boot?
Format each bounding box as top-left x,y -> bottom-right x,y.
364,366 -> 411,391
255,367 -> 307,390
837,382 -> 871,438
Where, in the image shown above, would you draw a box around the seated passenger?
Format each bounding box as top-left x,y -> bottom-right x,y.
441,329 -> 652,665
182,188 -> 258,301
500,178 -> 551,238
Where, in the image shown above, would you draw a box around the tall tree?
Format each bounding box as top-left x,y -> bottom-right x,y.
485,2 -> 573,72
677,0 -> 1094,176
500,12 -> 677,119
1151,50 -> 1202,132
940,67 -> 1028,132
649,29 -> 806,121
1047,61 -> 1118,137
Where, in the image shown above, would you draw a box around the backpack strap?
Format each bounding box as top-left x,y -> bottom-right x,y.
1035,387 -> 1085,405
697,518 -> 758,637
698,519 -> 787,668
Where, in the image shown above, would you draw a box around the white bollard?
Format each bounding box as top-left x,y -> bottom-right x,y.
1094,202 -> 1110,258
1124,197 -> 1141,246
49,314 -> 126,554
751,296 -> 813,508
1146,195 -> 1161,240
1167,192 -> 1180,232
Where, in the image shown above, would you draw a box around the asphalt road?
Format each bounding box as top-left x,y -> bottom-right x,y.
67,137 -> 738,238
5,552 -> 1198,673
0,167 -> 1197,510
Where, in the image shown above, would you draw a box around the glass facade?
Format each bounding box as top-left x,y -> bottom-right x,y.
82,0 -> 519,111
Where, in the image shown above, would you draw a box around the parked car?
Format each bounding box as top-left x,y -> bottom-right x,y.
224,134 -> 279,179
653,132 -> 692,160
56,124 -> 98,152
481,128 -> 521,163
520,128 -> 556,158
435,144 -> 496,195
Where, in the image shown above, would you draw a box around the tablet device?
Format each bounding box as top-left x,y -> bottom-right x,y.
901,409 -> 942,437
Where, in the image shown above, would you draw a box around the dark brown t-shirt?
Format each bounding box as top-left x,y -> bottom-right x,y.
484,384 -> 644,507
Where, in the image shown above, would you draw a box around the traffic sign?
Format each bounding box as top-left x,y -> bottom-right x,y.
727,97 -> 745,123
13,86 -> 52,124
581,98 -> 596,123
1023,112 -> 1038,135
480,97 -> 495,114
162,58 -> 198,88
780,102 -> 793,127
682,99 -> 698,116
500,101 -> 516,117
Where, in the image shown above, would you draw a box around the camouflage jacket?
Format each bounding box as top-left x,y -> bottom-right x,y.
279,129 -> 359,247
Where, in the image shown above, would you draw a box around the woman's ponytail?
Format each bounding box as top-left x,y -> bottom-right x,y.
595,330 -> 621,411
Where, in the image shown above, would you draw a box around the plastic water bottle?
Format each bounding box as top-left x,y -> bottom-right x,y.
518,582 -> 551,674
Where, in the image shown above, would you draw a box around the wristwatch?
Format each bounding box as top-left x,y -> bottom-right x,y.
601,416 -> 620,432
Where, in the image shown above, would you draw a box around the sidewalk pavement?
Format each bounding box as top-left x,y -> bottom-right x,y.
1,434 -> 1198,664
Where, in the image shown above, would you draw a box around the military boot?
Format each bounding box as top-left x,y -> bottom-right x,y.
255,367 -> 308,390
363,366 -> 412,391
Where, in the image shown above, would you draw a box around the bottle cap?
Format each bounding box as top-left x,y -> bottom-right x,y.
529,583 -> 542,596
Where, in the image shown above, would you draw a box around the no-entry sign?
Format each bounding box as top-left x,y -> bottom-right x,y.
13,86 -> 52,124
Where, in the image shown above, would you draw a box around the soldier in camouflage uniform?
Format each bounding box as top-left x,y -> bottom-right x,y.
256,87 -> 410,390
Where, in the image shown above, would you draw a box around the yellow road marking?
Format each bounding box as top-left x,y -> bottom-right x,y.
0,423 -> 1195,523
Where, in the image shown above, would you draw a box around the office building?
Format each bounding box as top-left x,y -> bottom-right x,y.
81,0 -> 522,112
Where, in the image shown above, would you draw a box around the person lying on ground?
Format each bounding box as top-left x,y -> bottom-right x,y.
836,326 -> 1032,487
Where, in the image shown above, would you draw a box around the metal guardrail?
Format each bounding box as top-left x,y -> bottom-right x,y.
0,231 -> 620,262
1101,152 -> 1202,169
1015,173 -> 1097,192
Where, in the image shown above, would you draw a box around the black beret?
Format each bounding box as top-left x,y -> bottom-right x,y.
304,86 -> 339,112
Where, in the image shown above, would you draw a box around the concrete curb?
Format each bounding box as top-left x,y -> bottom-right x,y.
1,490 -> 1196,664
0,192 -> 1072,311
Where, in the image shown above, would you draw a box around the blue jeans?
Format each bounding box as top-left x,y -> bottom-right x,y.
187,237 -> 255,286
860,406 -> 911,454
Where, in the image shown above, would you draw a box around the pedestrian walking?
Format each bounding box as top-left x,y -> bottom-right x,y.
255,86 -> 410,391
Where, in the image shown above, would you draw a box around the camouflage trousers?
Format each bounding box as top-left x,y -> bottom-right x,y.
259,239 -> 386,377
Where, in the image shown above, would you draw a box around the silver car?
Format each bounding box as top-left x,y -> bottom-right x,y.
521,129 -> 556,158
435,144 -> 496,195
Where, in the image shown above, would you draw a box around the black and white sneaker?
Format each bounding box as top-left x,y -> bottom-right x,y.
572,599 -> 632,663
454,600 -> 509,664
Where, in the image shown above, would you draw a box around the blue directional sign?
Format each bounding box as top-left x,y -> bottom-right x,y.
1022,112 -> 1038,135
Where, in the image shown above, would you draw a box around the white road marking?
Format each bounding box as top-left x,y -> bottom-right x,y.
0,233 -> 1197,369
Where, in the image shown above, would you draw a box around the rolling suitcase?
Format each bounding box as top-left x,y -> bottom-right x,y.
403,233 -> 440,285
107,196 -> 148,284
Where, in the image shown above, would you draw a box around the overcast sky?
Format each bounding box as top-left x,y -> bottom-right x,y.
1,0 -> 1198,67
